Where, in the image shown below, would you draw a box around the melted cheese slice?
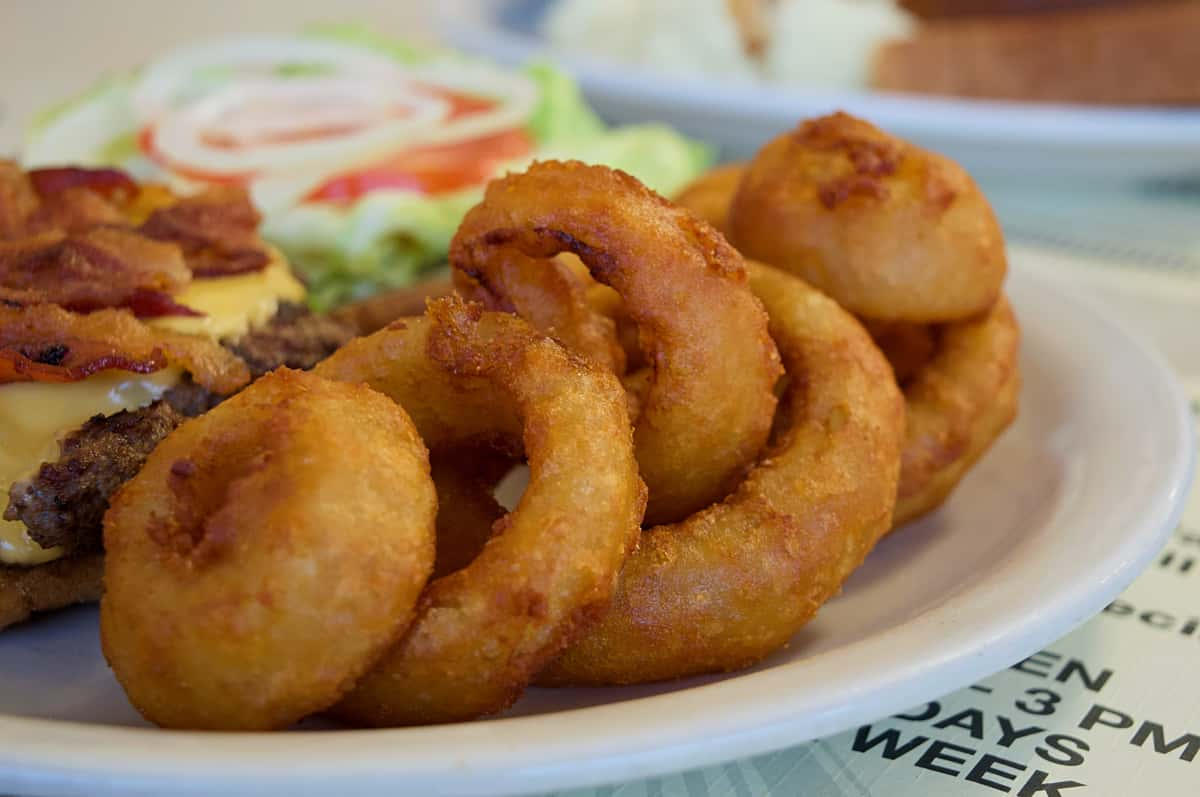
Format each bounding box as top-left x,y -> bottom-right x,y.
0,368 -> 182,565
149,251 -> 306,341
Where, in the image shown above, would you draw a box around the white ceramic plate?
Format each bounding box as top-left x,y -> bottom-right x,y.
436,0 -> 1200,185
0,253 -> 1192,797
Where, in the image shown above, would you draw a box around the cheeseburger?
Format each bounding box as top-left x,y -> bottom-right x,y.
0,161 -> 351,627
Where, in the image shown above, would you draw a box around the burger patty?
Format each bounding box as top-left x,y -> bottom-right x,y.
899,0 -> 1160,17
5,398 -> 190,554
225,301 -> 354,378
4,303 -> 353,558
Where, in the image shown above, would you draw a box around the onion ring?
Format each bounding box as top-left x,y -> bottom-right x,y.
315,297 -> 645,724
672,162 -> 746,236
460,249 -> 626,373
451,160 -> 782,526
676,121 -> 1019,528
728,113 -> 1006,323
893,296 -> 1020,528
862,319 -> 939,386
557,252 -> 646,372
428,451 -> 512,580
540,262 -> 904,685
329,266 -> 625,366
101,368 -> 437,730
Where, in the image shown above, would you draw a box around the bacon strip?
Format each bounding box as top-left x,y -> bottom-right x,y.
28,166 -> 138,200
124,289 -> 204,319
0,304 -> 249,393
1,161 -> 275,319
0,343 -> 166,384
139,188 -> 270,277
22,189 -> 128,236
0,228 -> 193,313
4,162 -> 140,238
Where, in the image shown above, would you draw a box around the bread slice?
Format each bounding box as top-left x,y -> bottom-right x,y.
872,1 -> 1200,104
898,0 -> 1166,19
0,554 -> 103,630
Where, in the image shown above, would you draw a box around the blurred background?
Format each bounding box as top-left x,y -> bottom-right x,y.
2,0 -> 1197,278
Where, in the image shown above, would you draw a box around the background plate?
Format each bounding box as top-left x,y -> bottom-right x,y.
0,254 -> 1192,797
437,0 -> 1200,185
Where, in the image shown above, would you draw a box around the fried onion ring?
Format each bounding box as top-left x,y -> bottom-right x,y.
539,262 -> 904,685
459,249 -> 626,373
729,113 -> 1006,323
672,162 -> 746,236
676,119 -> 1019,528
428,451 -> 512,580
315,297 -> 645,724
558,252 -> 646,372
101,369 -> 437,730
862,319 -> 939,386
893,297 -> 1020,528
451,161 -> 781,525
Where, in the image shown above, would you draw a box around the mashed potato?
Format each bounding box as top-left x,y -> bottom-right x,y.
543,0 -> 761,82
767,0 -> 913,87
543,0 -> 913,89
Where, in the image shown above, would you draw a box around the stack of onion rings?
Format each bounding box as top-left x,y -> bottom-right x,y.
426,161 -> 904,684
676,112 -> 1020,530
540,261 -> 905,684
451,160 -> 782,526
98,123 -> 1020,725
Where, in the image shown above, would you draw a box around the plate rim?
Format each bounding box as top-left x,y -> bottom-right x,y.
0,256 -> 1194,797
434,0 -> 1200,149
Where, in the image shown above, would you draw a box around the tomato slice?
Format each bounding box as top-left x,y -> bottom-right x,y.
305,128 -> 533,202
435,89 -> 496,121
137,84 -> 528,197
138,127 -> 254,186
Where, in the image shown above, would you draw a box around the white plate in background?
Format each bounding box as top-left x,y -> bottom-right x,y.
437,0 -> 1200,185
0,254 -> 1192,796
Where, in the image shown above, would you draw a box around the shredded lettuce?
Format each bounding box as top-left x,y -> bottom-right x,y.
525,63 -> 607,143
24,29 -> 714,309
534,124 -> 713,197
263,188 -> 480,310
98,132 -> 140,163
